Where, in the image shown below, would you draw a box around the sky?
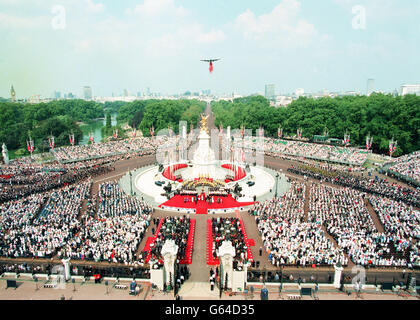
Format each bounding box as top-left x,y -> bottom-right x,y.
0,0 -> 419,99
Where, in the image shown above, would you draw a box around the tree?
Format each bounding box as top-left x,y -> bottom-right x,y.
211,94 -> 420,155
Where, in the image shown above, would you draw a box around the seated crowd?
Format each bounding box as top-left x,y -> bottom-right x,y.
308,183 -> 413,267
147,216 -> 191,266
0,181 -> 91,258
386,151 -> 420,184
288,164 -> 420,207
0,159 -> 115,203
61,181 -> 152,265
53,136 -> 167,162
368,195 -> 419,267
224,136 -> 369,166
253,181 -> 347,267
211,217 -> 249,267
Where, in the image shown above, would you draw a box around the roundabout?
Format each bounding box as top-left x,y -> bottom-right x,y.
120,114 -> 290,214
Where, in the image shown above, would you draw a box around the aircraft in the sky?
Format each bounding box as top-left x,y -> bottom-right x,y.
201,58 -> 221,73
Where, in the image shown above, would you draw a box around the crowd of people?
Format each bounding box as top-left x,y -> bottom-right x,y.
211,217 -> 249,267
386,151 -> 420,184
53,136 -> 169,162
0,159 -> 115,203
147,216 -> 191,266
0,181 -> 91,258
368,195 -> 419,267
223,136 -> 369,166
308,183 -> 413,267
253,182 -> 347,267
288,164 -> 420,207
60,182 -> 152,265
264,138 -> 369,166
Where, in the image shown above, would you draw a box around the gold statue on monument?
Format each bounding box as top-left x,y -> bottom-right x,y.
200,114 -> 209,134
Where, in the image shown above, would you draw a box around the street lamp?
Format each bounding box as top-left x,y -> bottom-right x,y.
129,169 -> 133,196
275,173 -> 279,198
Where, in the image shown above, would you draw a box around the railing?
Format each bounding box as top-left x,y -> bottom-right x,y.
0,260 -> 150,279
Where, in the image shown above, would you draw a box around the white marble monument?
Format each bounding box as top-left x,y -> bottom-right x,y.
218,241 -> 236,290
161,240 -> 179,288
2,143 -> 9,165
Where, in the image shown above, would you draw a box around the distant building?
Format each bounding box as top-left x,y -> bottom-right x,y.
123,89 -> 128,97
137,91 -> 141,97
54,91 -> 61,100
10,85 -> 16,102
28,95 -> 41,104
83,86 -> 92,100
367,79 -> 375,96
265,84 -> 275,101
400,84 -> 420,96
295,88 -> 305,98
275,95 -> 293,107
344,91 -> 359,96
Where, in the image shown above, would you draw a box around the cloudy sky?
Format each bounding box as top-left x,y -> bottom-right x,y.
0,0 -> 419,98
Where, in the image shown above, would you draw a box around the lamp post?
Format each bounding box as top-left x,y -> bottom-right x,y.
129,169 -> 133,196
275,173 -> 279,198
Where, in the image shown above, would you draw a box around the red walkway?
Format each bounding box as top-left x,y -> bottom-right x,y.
144,219 -> 164,264
159,194 -> 254,215
179,219 -> 195,264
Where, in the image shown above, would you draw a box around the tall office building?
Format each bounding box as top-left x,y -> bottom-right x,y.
54,91 -> 61,100
123,89 -> 128,97
10,85 -> 16,102
83,86 -> 92,100
265,84 -> 275,101
400,84 -> 420,96
366,79 -> 375,96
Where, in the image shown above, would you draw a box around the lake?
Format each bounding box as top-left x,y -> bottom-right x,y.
80,113 -> 117,145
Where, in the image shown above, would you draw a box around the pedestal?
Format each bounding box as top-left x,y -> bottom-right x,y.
218,241 -> 235,290
61,258 -> 71,281
161,240 -> 179,288
334,263 -> 343,289
2,143 -> 9,165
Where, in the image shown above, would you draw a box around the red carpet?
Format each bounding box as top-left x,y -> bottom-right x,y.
221,163 -> 246,181
179,219 -> 195,264
239,218 -> 254,262
162,163 -> 188,181
159,194 -> 254,214
144,219 -> 164,264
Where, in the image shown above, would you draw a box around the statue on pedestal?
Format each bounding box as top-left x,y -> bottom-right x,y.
161,240 -> 179,288
200,114 -> 209,134
2,143 -> 9,165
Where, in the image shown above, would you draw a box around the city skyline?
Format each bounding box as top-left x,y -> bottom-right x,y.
1,0 -> 419,98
